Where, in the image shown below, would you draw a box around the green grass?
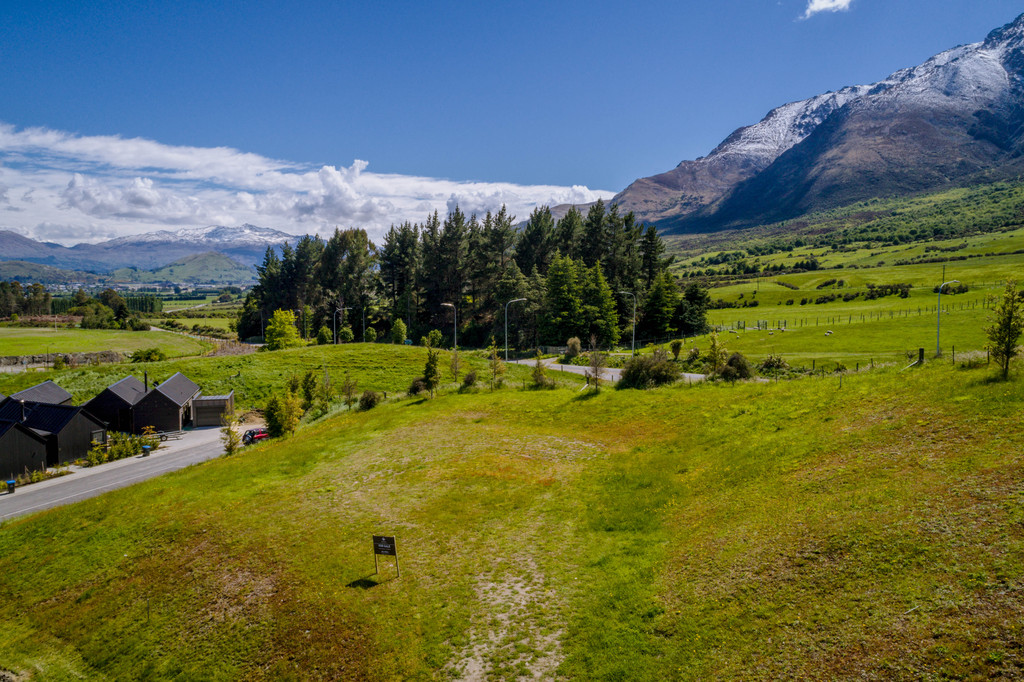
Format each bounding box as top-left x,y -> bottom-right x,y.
0,357 -> 1021,679
0,327 -> 211,358
0,343 -> 536,410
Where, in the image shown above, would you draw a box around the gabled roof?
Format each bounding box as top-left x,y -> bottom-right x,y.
0,419 -> 48,445
153,372 -> 201,407
103,376 -> 147,405
10,380 -> 72,405
0,400 -> 103,435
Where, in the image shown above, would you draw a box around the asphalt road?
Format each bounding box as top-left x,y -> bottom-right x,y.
0,427 -> 224,523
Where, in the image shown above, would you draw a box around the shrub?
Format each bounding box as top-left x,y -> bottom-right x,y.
359,390 -> 381,411
337,325 -> 354,343
720,352 -> 753,382
532,350 -> 555,389
566,337 -> 581,359
462,370 -> 478,389
758,353 -> 790,374
317,325 -> 333,345
132,347 -> 166,363
364,327 -> 377,343
618,348 -> 682,389
52,355 -> 66,370
408,377 -> 427,396
670,340 -> 683,361
422,329 -> 443,348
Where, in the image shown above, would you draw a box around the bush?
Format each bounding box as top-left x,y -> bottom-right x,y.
132,347 -> 166,363
422,329 -> 443,348
408,377 -> 427,396
670,340 -> 683,361
364,327 -> 377,343
565,337 -> 582,359
719,352 -> 753,382
359,390 -> 381,411
317,325 -> 333,345
758,353 -> 790,374
462,370 -> 477,389
618,348 -> 682,389
337,325 -> 354,343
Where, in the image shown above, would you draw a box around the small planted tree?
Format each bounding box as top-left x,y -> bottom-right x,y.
341,371 -> 358,410
424,347 -> 442,397
265,391 -> 302,437
338,325 -> 354,343
532,349 -> 554,389
986,280 -> 1024,379
221,417 -> 241,456
705,332 -> 728,376
670,339 -> 683,361
488,336 -> 505,389
565,336 -> 582,360
316,325 -> 332,345
364,327 -> 378,343
586,334 -> 607,390
301,370 -> 318,411
422,329 -> 443,348
449,348 -> 461,383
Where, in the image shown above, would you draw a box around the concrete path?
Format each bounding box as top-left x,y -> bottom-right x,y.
0,426 -> 225,523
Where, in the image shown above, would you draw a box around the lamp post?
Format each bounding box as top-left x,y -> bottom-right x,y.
619,291 -> 636,356
936,279 -> 960,357
504,298 -> 527,360
441,302 -> 457,349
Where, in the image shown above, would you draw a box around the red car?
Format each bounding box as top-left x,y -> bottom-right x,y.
242,428 -> 269,445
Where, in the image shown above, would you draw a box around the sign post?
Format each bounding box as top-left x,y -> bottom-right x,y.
372,535 -> 399,577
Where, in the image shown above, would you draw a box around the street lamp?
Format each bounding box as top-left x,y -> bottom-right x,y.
504,298 -> 527,360
936,279 -> 960,357
441,302 -> 457,349
619,291 -> 636,356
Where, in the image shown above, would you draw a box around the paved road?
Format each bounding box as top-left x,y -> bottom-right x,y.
0,427 -> 225,523
510,357 -> 704,384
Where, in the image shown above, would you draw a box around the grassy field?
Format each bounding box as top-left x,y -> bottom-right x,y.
0,343 -> 536,410
0,354 -> 1020,679
0,327 -> 212,359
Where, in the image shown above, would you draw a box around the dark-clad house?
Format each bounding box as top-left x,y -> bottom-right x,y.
84,376 -> 147,433
0,420 -> 49,479
193,391 -> 235,427
133,372 -> 201,433
0,400 -> 106,466
10,380 -> 73,406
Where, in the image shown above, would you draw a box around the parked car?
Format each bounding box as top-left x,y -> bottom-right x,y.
242,428 -> 269,445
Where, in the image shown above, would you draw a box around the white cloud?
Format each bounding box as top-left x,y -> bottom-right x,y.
0,122 -> 616,245
802,0 -> 854,19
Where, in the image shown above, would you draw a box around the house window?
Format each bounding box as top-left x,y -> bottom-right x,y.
91,430 -> 107,445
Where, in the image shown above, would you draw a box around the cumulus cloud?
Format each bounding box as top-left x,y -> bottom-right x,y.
0,122 -> 616,245
802,0 -> 854,19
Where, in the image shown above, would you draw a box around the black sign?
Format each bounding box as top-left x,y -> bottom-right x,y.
373,535 -> 397,556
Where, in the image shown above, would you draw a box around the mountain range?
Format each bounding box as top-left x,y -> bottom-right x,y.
0,224 -> 292,273
612,11 -> 1024,233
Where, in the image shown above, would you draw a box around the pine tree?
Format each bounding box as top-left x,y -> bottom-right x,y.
487,336 -> 505,390
424,347 -> 442,397
581,262 -> 620,348
265,309 -> 303,350
640,271 -> 680,340
554,206 -> 584,261
544,253 -> 584,344
516,206 -> 556,275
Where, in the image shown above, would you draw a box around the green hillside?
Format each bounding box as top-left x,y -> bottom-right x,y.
111,251 -> 255,284
0,357 -> 1021,679
0,260 -> 103,285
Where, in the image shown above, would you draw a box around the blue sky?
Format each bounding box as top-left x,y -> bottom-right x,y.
1,1 -> 1022,243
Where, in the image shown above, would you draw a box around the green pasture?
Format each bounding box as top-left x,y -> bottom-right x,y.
0,327 -> 211,359
0,343 -> 536,410
0,358 -> 1021,679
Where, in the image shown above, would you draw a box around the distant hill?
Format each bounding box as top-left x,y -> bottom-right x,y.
0,224 -> 294,272
110,252 -> 256,284
0,260 -> 104,285
612,11 -> 1024,234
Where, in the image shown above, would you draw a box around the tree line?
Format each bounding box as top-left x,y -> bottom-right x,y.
237,199 -> 710,348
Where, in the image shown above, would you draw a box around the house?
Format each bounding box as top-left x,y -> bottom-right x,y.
192,391 -> 235,427
133,372 -> 201,433
84,376 -> 147,433
10,380 -> 73,406
0,420 -> 49,479
0,400 -> 107,466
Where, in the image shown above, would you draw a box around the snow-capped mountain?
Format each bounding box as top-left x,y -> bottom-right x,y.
102,224 -> 293,248
615,11 -> 1024,232
0,224 -> 295,272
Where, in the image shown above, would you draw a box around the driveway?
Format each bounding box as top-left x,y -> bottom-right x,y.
510,357 -> 704,385
0,426 -> 225,523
